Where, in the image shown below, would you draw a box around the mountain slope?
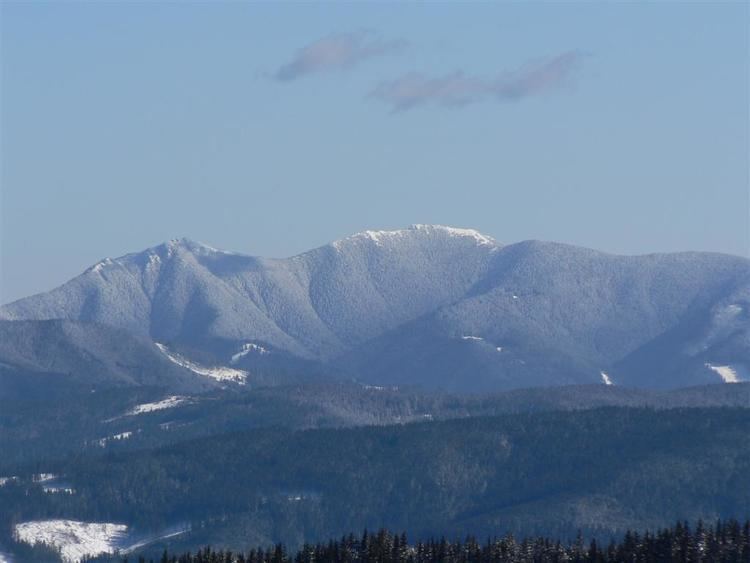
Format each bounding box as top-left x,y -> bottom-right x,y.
338,241 -> 750,390
0,226 -> 499,361
612,275 -> 750,388
1,226 -> 748,391
0,320 -> 216,393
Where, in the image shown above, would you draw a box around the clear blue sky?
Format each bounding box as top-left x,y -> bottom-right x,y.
1,2 -> 748,303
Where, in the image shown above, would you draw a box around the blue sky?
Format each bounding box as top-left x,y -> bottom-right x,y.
1,2 -> 748,303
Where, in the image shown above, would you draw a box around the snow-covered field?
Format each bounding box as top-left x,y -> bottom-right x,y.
600,371 -> 614,386
156,343 -> 247,384
14,519 -> 191,562
15,520 -> 128,562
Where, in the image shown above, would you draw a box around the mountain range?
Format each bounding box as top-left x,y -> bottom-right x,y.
1,224 -> 748,392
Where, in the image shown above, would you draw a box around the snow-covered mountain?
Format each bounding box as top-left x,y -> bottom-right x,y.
1,225 -> 748,392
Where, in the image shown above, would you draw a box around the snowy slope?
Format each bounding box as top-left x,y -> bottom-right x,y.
13,520 -> 191,563
15,520 -> 128,562
0,226 -> 499,359
1,226 -> 748,392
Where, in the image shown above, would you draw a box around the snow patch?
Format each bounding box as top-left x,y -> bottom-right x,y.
461,335 -> 484,341
363,384 -> 399,392
705,363 -> 747,383
147,253 -> 161,268
43,485 -> 75,494
88,258 -> 114,274
128,395 -> 188,415
15,520 -> 128,563
600,371 -> 614,386
96,431 -> 133,447
496,346 -> 503,352
0,477 -> 18,487
33,473 -> 58,483
725,304 -> 743,315
156,343 -> 247,384
230,342 -> 269,364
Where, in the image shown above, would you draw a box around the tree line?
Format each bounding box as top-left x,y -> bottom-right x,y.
115,520 -> 750,563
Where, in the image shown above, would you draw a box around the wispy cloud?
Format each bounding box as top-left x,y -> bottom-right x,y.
370,51 -> 583,112
275,32 -> 406,82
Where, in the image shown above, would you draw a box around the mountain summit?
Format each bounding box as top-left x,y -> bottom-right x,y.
1,226 -> 748,392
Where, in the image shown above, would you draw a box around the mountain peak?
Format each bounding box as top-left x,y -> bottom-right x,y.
332,224 -> 498,249
162,238 -> 227,254
83,239 -> 234,276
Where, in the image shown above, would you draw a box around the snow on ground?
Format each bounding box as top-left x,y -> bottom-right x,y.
15,520 -> 128,563
705,363 -> 747,383
600,371 -> 614,386
120,524 -> 190,554
88,258 -> 114,274
96,431 -> 133,447
155,343 -> 247,384
0,550 -> 13,563
32,473 -> 58,483
230,342 -> 269,364
363,384 -> 399,392
128,395 -> 188,415
0,477 -> 18,487
43,485 -> 75,494
458,336 -> 504,351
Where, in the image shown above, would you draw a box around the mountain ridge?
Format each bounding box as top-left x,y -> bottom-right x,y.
1,225 -> 748,392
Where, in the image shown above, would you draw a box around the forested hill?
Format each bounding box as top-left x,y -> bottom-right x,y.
109,520 -> 750,563
3,406 -> 747,560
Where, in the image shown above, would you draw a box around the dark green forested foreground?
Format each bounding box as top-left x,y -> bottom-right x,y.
111,520 -> 750,563
2,407 -> 748,558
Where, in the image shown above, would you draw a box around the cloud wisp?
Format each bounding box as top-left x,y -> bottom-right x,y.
275,32 -> 406,82
370,51 -> 583,112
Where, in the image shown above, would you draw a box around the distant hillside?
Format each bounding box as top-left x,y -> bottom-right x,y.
0,320 -> 213,393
